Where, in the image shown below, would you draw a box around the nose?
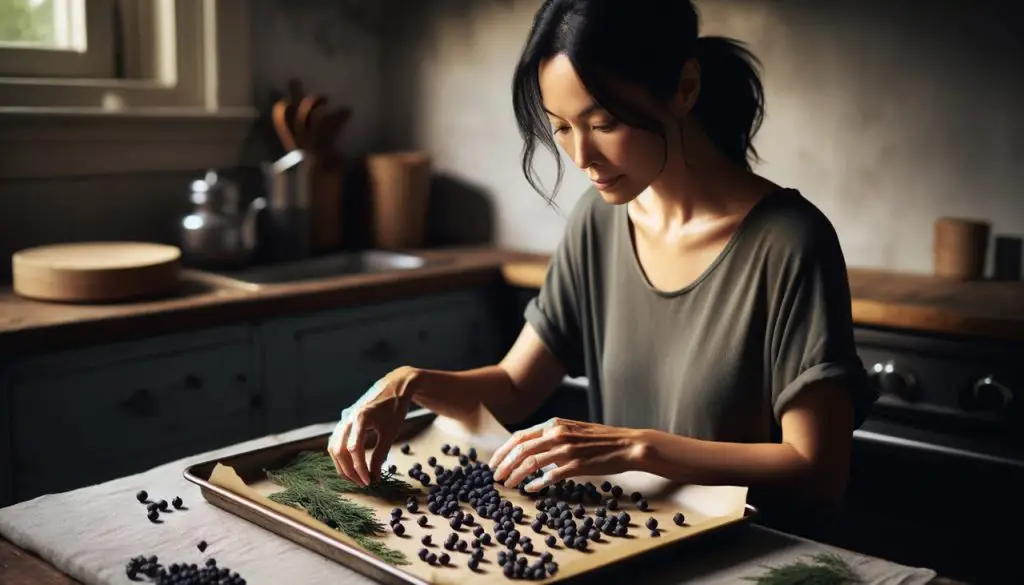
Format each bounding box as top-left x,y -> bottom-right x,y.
570,132 -> 597,170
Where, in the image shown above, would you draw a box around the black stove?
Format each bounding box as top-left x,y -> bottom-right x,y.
840,326 -> 1024,585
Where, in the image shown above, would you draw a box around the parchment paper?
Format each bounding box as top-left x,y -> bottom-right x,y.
208,406 -> 750,585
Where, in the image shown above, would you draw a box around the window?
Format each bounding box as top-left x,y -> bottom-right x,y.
0,0 -> 257,179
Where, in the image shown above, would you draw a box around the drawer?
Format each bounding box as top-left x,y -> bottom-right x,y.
6,326 -> 262,500
263,291 -> 503,429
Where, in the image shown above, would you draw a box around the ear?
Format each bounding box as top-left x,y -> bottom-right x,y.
673,58 -> 701,117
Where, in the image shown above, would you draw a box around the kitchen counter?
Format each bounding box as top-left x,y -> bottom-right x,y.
0,421 -> 964,585
2,248 -> 1022,357
502,259 -> 1024,342
0,247 -> 546,356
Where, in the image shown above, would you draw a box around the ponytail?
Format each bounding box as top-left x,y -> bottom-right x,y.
691,36 -> 766,170
512,1 -> 767,203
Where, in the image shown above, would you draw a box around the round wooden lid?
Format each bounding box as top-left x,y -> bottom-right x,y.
12,242 -> 182,303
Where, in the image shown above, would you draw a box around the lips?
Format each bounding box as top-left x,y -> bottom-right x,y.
590,175 -> 622,189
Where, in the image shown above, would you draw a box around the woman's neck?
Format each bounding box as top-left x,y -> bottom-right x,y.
635,122 -> 773,229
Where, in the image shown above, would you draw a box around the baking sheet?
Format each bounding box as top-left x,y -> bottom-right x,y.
199,406 -> 752,584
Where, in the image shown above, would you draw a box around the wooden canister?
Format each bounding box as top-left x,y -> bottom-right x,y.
933,217 -> 991,280
366,151 -> 431,250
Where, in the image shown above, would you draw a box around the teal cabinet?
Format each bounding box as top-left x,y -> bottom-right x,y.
262,290 -> 503,432
3,325 -> 263,503
0,287 -> 506,507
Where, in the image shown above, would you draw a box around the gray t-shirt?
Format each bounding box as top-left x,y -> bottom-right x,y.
525,187 -> 875,444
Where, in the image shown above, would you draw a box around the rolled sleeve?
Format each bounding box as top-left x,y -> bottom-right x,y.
769,224 -> 876,429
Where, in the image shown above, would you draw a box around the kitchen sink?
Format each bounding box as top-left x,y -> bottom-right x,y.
198,250 -> 431,289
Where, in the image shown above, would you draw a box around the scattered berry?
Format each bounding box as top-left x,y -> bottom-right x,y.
157,500 -> 168,511
147,509 -> 159,523
418,515 -> 428,527
401,444 -> 411,454
646,517 -> 658,530
673,512 -> 686,526
171,496 -> 183,509
136,490 -> 148,503
197,540 -> 208,552
637,499 -> 649,512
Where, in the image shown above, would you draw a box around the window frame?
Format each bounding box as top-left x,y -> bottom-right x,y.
0,0 -> 258,180
0,0 -> 117,79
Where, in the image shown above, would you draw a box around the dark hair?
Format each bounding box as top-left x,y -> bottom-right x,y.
512,0 -> 765,204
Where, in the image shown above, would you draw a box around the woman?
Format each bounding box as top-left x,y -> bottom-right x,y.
328,0 -> 876,511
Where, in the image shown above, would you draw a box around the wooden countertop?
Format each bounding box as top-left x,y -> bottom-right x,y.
1,248 -> 1021,357
0,248 -> 545,357
502,259 -> 1024,342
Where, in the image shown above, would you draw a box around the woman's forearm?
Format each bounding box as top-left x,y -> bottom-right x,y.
634,429 -> 845,504
401,365 -> 534,425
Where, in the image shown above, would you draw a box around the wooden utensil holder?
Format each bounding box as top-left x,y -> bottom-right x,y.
309,154 -> 343,253
366,151 -> 431,251
933,217 -> 991,280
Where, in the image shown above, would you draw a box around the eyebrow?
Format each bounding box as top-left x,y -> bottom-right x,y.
544,102 -> 605,121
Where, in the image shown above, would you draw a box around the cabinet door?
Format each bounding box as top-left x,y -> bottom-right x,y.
4,325 -> 263,503
263,290 -> 502,432
0,377 -> 11,508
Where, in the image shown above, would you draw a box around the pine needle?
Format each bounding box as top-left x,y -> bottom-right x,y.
744,552 -> 860,585
263,451 -> 414,566
268,451 -> 419,500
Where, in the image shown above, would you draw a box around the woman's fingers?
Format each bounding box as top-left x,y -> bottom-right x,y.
327,421 -> 346,476
330,421 -> 360,484
494,432 -> 565,484
521,444 -> 625,492
525,459 -> 584,492
347,412 -> 372,486
368,429 -> 393,484
501,441 -> 571,487
488,418 -> 561,471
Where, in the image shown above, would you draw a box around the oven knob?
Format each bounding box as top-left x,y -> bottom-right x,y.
965,375 -> 1015,413
870,361 -> 919,401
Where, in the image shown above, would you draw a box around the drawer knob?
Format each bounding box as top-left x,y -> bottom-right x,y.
362,339 -> 396,363
249,393 -> 265,410
965,375 -> 1015,413
120,388 -> 158,418
870,360 -> 919,401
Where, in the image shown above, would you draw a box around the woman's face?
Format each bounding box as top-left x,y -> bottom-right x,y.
538,53 -> 672,205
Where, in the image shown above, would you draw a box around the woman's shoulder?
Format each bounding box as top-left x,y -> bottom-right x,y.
743,188 -> 845,260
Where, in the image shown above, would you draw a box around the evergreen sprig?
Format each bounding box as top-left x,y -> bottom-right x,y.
744,552 -> 860,585
264,451 -> 416,566
269,451 -> 418,500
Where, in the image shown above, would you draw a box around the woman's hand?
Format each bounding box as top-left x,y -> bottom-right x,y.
327,366 -> 419,487
488,418 -> 650,492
